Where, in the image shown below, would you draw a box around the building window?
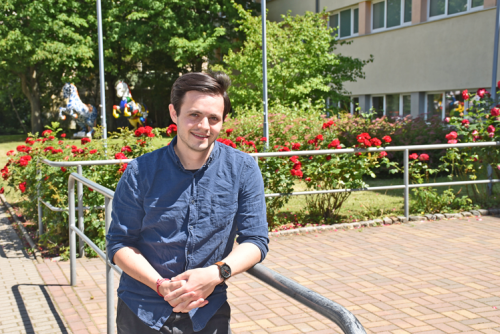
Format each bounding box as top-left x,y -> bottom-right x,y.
330,7 -> 359,38
402,95 -> 411,117
429,0 -> 483,19
351,97 -> 360,115
373,0 -> 412,31
372,96 -> 385,118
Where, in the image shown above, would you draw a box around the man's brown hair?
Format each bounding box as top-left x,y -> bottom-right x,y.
170,72 -> 231,120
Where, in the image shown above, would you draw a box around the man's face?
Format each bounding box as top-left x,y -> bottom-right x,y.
169,91 -> 224,154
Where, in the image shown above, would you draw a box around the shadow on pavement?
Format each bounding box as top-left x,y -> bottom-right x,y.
12,284 -> 70,334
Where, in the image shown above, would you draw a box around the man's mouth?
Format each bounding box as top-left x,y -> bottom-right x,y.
192,133 -> 209,140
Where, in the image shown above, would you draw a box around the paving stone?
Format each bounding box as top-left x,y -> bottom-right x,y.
409,216 -> 427,221
424,214 -> 436,221
0,202 -> 71,334
461,211 -> 472,217
397,216 -> 408,223
435,214 -> 445,220
470,210 -> 481,216
477,209 -> 490,215
383,217 -> 393,225
373,219 -> 383,225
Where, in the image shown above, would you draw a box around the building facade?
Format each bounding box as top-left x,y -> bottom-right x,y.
266,0 -> 499,120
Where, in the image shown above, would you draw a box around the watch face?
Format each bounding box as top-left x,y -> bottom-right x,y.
220,264 -> 231,279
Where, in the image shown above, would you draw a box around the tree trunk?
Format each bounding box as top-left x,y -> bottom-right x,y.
19,66 -> 43,134
7,93 -> 29,134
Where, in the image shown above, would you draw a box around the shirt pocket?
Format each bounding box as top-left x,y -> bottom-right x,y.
210,192 -> 238,228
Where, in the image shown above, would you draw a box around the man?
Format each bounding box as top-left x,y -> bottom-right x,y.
107,72 -> 269,334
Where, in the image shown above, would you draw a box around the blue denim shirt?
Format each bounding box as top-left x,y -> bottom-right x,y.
106,136 -> 269,332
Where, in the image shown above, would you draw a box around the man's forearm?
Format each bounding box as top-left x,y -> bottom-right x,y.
113,246 -> 162,291
217,242 -> 262,278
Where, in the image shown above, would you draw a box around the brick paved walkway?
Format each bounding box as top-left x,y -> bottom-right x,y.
0,204 -> 70,334
3,202 -> 500,333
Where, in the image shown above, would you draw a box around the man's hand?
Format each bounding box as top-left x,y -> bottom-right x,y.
165,266 -> 222,313
158,279 -> 186,299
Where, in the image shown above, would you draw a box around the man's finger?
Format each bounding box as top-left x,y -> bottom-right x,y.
164,285 -> 188,301
173,298 -> 208,313
171,272 -> 189,281
166,291 -> 196,307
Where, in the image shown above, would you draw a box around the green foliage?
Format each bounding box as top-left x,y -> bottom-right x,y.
212,6 -> 372,108
411,188 -> 476,214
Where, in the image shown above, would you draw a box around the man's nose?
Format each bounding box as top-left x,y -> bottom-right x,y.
198,117 -> 210,130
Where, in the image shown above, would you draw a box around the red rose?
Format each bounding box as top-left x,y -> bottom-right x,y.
144,126 -> 153,134
58,140 -> 63,145
314,134 -> 323,142
61,167 -> 67,172
6,150 -> 16,156
260,137 -> 267,142
88,187 -> 93,192
121,146 -> 132,153
326,155 -> 332,161
305,177 -> 311,182
445,131 -> 458,140
147,133 -> 155,137
166,124 -> 178,137
382,136 -> 392,143
409,153 -> 419,160
461,119 -> 470,125
41,129 -> 52,137
89,149 -> 98,154
419,154 -> 430,161
279,146 -> 290,152
48,136 -> 55,140
61,133 -> 66,138
491,107 -> 500,116
292,143 -> 301,150
289,156 -> 299,163
0,187 -> 4,194
328,139 -> 340,148
19,155 -> 32,167
19,182 -> 26,193
370,138 -> 382,146
44,176 -> 49,181
379,151 -> 388,158
235,136 -> 244,143
293,162 -> 302,170
226,129 -> 234,136
135,127 -> 146,137
115,152 -> 127,159
81,137 -> 91,145
25,137 -> 33,144
487,125 -> 495,133
462,90 -> 469,100
16,145 -> 27,152
118,163 -> 128,174
477,88 -> 487,99
448,139 -> 458,144
307,139 -> 315,145
356,133 -> 371,143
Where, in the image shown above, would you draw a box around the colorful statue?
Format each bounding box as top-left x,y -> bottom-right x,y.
59,83 -> 98,138
112,81 -> 148,129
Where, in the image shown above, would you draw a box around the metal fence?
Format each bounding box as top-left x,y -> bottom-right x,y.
66,172 -> 366,334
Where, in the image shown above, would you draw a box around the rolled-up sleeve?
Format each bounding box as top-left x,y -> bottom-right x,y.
106,160 -> 145,264
235,157 -> 269,262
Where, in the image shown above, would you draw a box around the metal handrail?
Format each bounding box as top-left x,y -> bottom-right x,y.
67,172 -> 367,334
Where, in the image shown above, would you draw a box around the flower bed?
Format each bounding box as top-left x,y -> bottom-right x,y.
1,96 -> 498,255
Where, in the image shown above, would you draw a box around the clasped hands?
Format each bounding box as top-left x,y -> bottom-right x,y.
158,265 -> 223,313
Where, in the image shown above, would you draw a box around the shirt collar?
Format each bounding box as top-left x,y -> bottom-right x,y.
167,136 -> 220,173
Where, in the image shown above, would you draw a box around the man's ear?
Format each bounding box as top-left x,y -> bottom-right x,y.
168,104 -> 178,124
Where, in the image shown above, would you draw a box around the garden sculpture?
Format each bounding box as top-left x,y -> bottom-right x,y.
59,83 -> 98,138
112,81 -> 148,129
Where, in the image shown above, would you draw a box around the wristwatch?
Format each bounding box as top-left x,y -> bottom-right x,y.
214,261 -> 232,283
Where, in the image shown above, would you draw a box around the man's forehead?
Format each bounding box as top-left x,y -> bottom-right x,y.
182,91 -> 224,114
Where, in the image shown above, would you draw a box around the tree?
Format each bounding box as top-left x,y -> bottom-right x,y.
0,0 -> 97,134
212,5 -> 373,109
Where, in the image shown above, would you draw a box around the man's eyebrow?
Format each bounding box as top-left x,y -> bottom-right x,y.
187,110 -> 221,118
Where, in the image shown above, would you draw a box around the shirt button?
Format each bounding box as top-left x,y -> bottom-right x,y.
191,199 -> 195,204
189,226 -> 193,230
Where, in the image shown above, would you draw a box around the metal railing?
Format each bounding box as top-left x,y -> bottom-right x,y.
66,172 -> 366,334
250,141 -> 500,218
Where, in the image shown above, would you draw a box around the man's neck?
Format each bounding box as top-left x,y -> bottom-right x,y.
173,140 -> 214,170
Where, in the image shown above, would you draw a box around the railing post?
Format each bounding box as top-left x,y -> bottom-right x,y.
487,164 -> 493,196
77,165 -> 85,257
105,197 -> 114,334
68,177 -> 77,286
404,149 -> 409,219
37,165 -> 43,235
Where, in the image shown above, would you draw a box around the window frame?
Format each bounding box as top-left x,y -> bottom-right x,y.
371,0 -> 412,33
427,0 -> 484,21
425,91 -> 446,121
330,6 -> 360,39
371,95 -> 386,117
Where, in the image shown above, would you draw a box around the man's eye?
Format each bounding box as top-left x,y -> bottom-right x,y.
211,117 -> 219,121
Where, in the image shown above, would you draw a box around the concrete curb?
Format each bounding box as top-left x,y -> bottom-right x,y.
0,194 -> 43,263
268,209 -> 497,237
